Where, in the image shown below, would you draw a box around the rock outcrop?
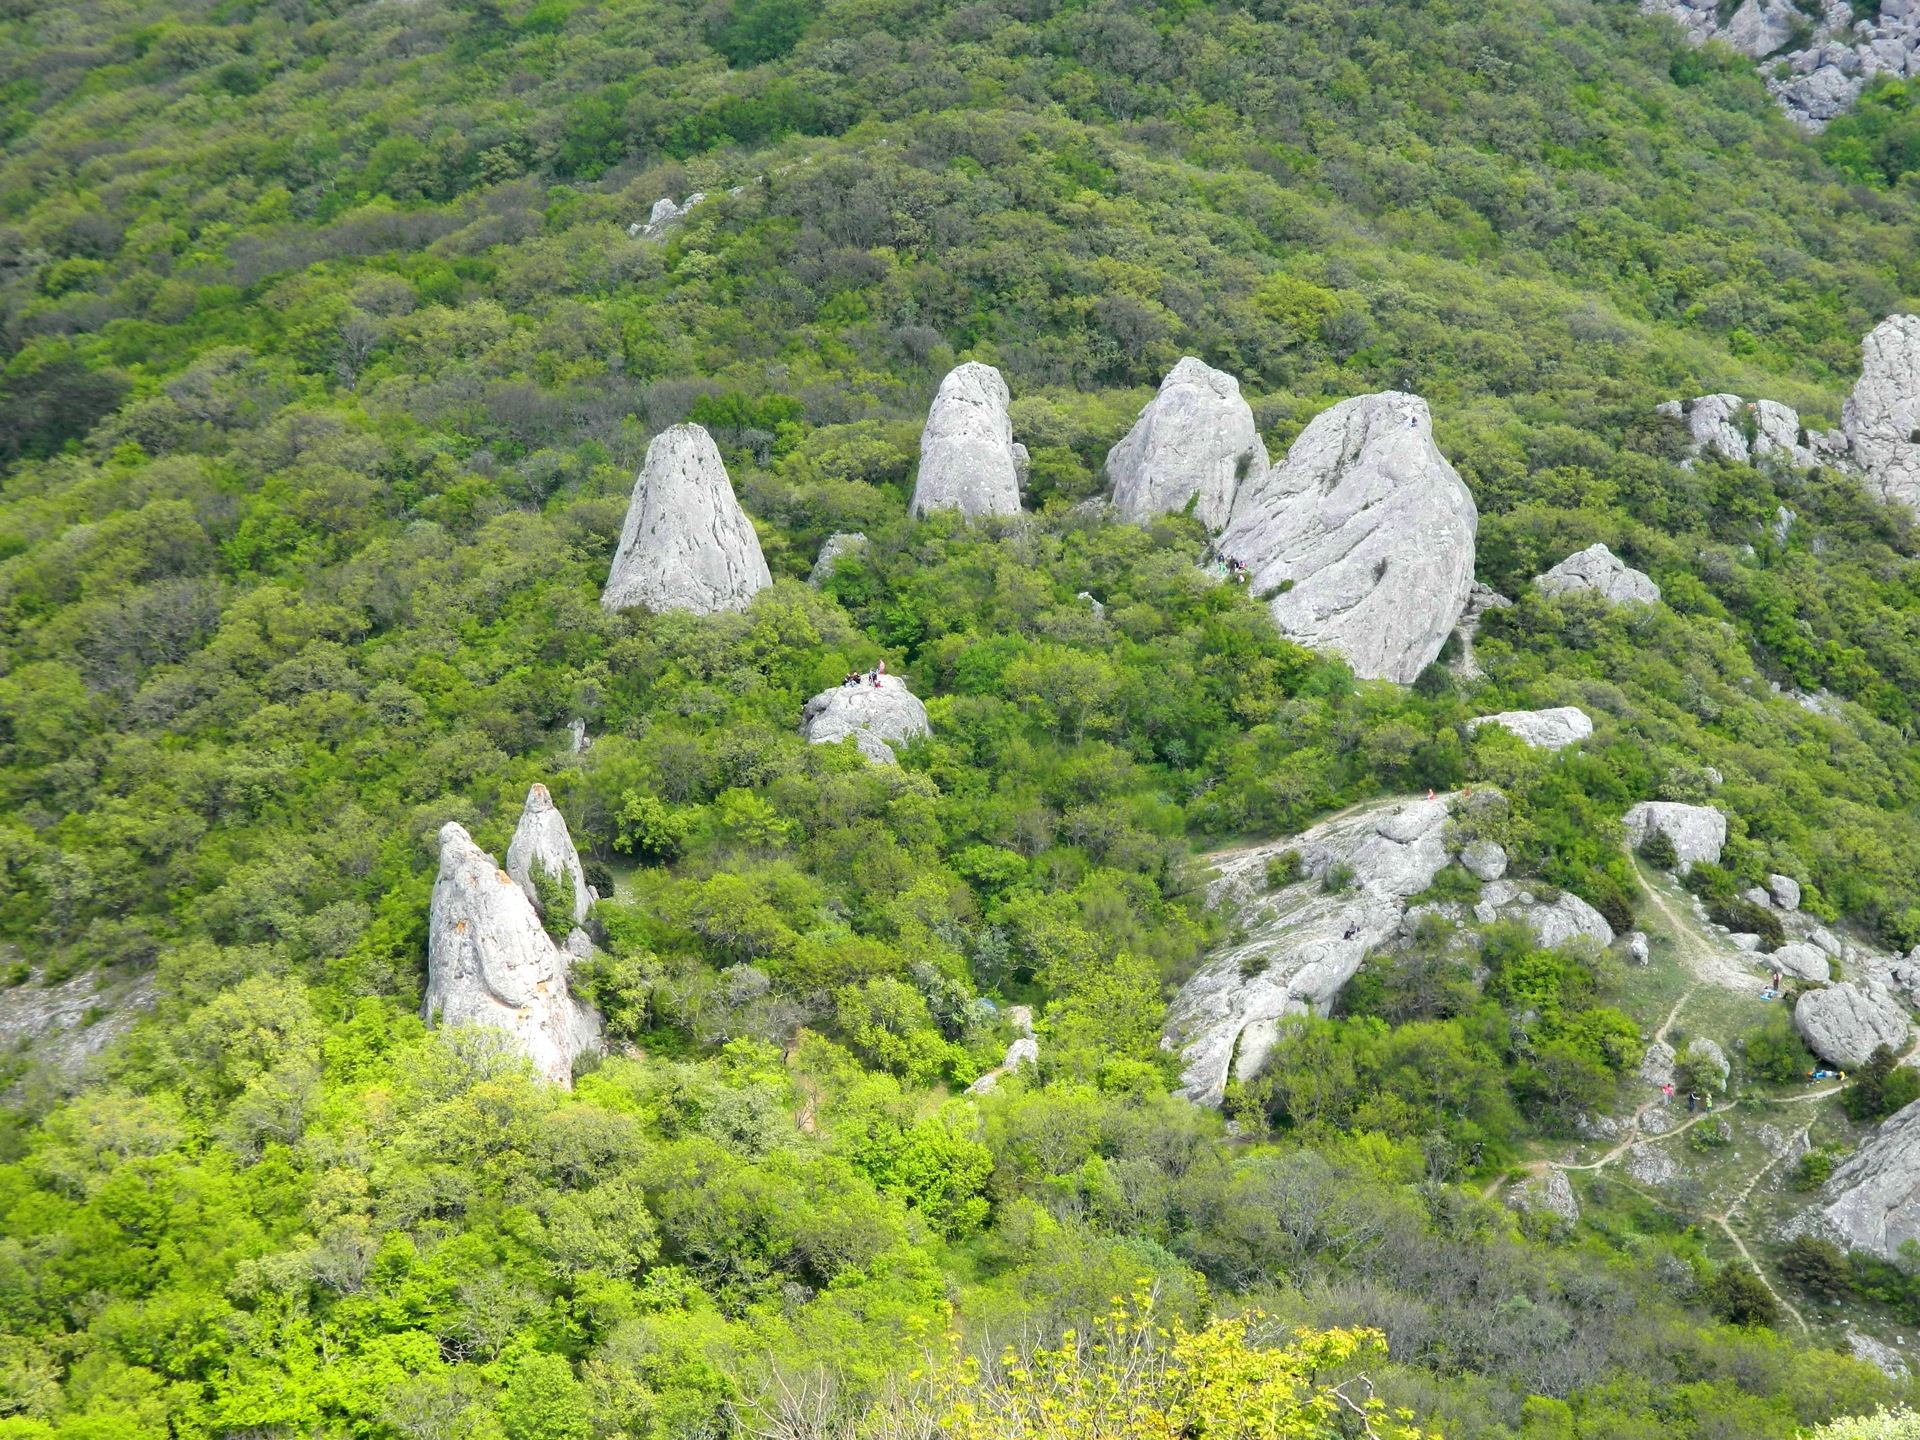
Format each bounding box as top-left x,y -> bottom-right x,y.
1164,796 -> 1453,1106
1216,392 -> 1477,684
1825,1098 -> 1920,1258
1461,840 -> 1508,882
808,532 -> 869,587
1473,879 -> 1615,949
1771,942 -> 1832,983
1770,874 -> 1803,910
602,424 -> 772,616
1509,1168 -> 1580,1226
911,363 -> 1023,519
1795,982 -> 1912,1069
1641,0 -> 1920,129
424,823 -> 600,1087
800,674 -> 930,764
1106,357 -> 1266,531
1452,582 -> 1513,680
506,784 -> 592,931
632,193 -> 706,241
1843,314 -> 1920,514
1535,543 -> 1662,607
1467,706 -> 1594,751
1623,801 -> 1726,872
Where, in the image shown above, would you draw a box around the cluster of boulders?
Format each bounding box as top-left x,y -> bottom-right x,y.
1657,315 -> 1920,516
1641,0 -> 1920,128
423,785 -> 603,1086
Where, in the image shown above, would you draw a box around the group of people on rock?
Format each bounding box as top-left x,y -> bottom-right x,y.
1207,556 -> 1251,584
842,659 -> 888,689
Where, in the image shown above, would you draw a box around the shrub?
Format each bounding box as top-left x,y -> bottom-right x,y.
1779,1235 -> 1852,1303
1322,861 -> 1356,894
1842,1045 -> 1920,1122
1264,849 -> 1303,888
1637,827 -> 1679,871
1745,1012 -> 1816,1084
1704,1262 -> 1780,1327
1793,1150 -> 1837,1189
614,791 -> 690,864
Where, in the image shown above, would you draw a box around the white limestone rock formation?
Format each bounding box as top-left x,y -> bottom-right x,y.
1685,1036 -> 1731,1090
1771,941 -> 1831,983
1642,0 -> 1920,129
1164,796 -> 1453,1106
632,193 -> 706,241
1217,392 -> 1477,684
1473,879 -> 1615,949
1106,357 -> 1267,531
602,424 -> 772,616
1825,1098 -> 1920,1258
1461,840 -> 1508,881
911,363 -> 1023,519
808,531 -> 869,587
1508,1168 -> 1580,1226
424,823 -> 600,1087
1752,399 -> 1822,468
800,674 -> 930,764
1795,981 -> 1912,1069
1467,706 -> 1594,752
1535,543 -> 1662,606
1626,931 -> 1651,964
1843,314 -> 1920,514
1770,874 -> 1803,910
1452,582 -> 1513,680
506,784 -> 592,931
1677,393 -> 1750,463
1623,801 -> 1727,872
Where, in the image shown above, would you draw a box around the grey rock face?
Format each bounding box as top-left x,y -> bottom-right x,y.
1217,392 -> 1477,684
1640,1039 -> 1676,1086
808,531 -> 869,587
1772,942 -> 1832,983
1453,581 -> 1513,680
911,363 -> 1022,519
1683,393 -> 1751,463
1622,801 -> 1727,872
1461,840 -> 1508,882
1795,982 -> 1912,1068
1165,796 -> 1453,1106
1467,706 -> 1594,752
800,674 -> 930,764
1826,1098 -> 1920,1258
1473,879 -> 1615,949
1626,1144 -> 1678,1186
633,193 -> 707,241
425,823 -> 599,1087
1844,314 -> 1920,514
1626,931 -> 1651,964
1106,357 -> 1267,531
1846,1330 -> 1909,1379
1643,0 -> 1920,129
1536,543 -> 1661,606
1770,874 -> 1803,910
506,784 -> 592,930
1510,1168 -> 1580,1225
602,425 -> 772,616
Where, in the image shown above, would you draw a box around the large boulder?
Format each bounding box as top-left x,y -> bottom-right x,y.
1795,982 -> 1912,1070
911,363 -> 1022,519
1535,543 -> 1661,606
1843,314 -> 1920,514
1771,942 -> 1832,983
1106,357 -> 1266,531
424,823 -> 600,1087
1622,801 -> 1726,872
1824,1097 -> 1920,1259
1473,879 -> 1615,949
1467,706 -> 1594,752
808,532 -> 868,587
506,784 -> 592,930
1164,797 -> 1453,1106
1217,392 -> 1477,684
1678,393 -> 1750,464
602,424 -> 771,615
801,674 -> 930,764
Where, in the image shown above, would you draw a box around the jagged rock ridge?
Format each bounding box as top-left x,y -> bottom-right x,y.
911,363 -> 1023,519
424,822 -> 600,1087
1217,391 -> 1478,685
1106,357 -> 1267,531
602,424 -> 772,616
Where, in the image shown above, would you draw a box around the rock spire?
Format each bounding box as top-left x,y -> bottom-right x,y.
1106,357 -> 1266,530
602,424 -> 772,616
911,363 -> 1023,519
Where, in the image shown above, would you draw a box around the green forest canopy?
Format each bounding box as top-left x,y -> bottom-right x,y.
3,0 -> 1920,1433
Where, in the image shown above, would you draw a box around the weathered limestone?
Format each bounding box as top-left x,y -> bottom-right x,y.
1473,879 -> 1615,949
1164,796 -> 1453,1106
1771,941 -> 1831,983
800,674 -> 930,764
1770,874 -> 1803,910
1679,393 -> 1750,463
1467,706 -> 1594,752
632,193 -> 707,241
1106,357 -> 1267,531
911,363 -> 1022,519
424,823 -> 600,1087
1508,1168 -> 1580,1226
1453,582 -> 1513,680
506,784 -> 592,930
1623,801 -> 1727,872
1217,392 -> 1478,684
602,424 -> 771,615
1795,981 -> 1912,1069
1685,1036 -> 1730,1090
1535,543 -> 1662,606
1461,840 -> 1508,882
1825,1097 -> 1920,1258
808,532 -> 869,587
1843,314 -> 1920,514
